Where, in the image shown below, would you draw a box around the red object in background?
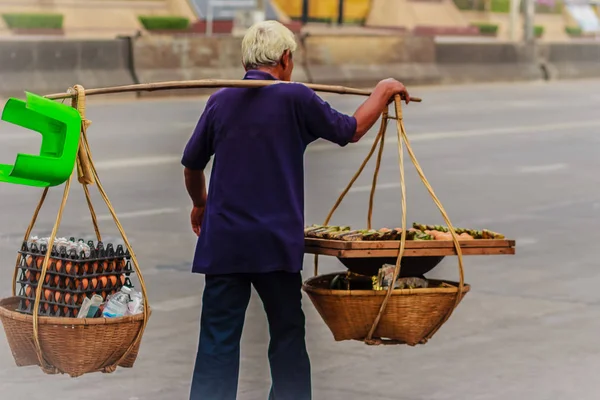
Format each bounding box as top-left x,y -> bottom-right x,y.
191,20 -> 234,34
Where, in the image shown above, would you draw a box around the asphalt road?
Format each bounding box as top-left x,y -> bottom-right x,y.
1,79 -> 600,400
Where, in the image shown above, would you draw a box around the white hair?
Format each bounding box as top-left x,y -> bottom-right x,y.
241,20 -> 298,69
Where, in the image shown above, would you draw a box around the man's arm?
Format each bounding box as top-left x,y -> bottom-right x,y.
184,168 -> 208,236
184,168 -> 207,207
181,97 -> 216,235
300,78 -> 410,147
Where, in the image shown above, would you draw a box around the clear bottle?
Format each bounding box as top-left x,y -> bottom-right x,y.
127,291 -> 144,316
102,286 -> 133,318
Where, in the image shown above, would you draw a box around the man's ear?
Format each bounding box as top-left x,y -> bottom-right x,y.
280,50 -> 290,70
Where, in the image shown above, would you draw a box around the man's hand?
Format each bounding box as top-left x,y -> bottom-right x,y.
351,78 -> 411,142
376,78 -> 411,105
191,205 -> 205,236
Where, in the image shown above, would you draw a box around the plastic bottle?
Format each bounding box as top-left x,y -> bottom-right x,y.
127,291 -> 144,316
102,286 -> 133,318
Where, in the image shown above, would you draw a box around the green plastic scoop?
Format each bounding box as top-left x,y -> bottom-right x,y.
0,92 -> 82,187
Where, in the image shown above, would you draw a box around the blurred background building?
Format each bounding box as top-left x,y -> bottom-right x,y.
0,0 -> 597,40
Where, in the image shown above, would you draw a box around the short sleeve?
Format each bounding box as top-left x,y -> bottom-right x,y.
181,98 -> 216,170
300,88 -> 357,147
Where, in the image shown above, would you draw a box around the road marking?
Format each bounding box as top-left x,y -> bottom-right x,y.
348,182 -> 401,193
9,120 -> 594,174
151,294 -> 201,312
309,119 -> 600,152
95,155 -> 182,171
89,207 -> 182,222
448,163 -> 569,176
517,237 -> 538,246
173,121 -> 197,130
508,100 -> 548,108
517,163 -> 568,174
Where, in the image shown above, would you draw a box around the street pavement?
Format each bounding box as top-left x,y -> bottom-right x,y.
1,79 -> 600,400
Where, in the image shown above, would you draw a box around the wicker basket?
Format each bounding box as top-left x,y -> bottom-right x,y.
303,273 -> 470,346
0,297 -> 151,377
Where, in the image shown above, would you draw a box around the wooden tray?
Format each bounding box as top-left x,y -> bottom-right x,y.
305,237 -> 516,258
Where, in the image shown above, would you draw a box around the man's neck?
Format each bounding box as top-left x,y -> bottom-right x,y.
256,67 -> 283,80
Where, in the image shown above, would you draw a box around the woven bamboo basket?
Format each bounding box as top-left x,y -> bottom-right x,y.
303,274 -> 470,345
309,95 -> 469,346
0,84 -> 151,377
0,297 -> 151,376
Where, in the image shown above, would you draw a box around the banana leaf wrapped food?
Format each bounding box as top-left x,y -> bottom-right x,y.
305,223 -> 505,241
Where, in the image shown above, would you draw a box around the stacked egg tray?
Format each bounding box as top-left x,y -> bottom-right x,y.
15,239 -> 135,318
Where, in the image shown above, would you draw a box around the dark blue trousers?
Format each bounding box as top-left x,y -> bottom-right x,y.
190,271 -> 312,400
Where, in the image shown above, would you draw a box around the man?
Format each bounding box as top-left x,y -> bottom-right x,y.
182,20 -> 410,400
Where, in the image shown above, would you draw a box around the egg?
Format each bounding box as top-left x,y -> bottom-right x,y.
65,293 -> 79,306
55,260 -> 63,273
104,260 -> 112,273
26,255 -> 34,268
65,261 -> 77,275
36,257 -> 44,270
90,278 -> 98,290
108,275 -> 117,288
99,276 -> 108,289
28,271 -> 40,283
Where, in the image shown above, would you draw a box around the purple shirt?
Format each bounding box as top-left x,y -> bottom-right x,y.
181,70 -> 357,275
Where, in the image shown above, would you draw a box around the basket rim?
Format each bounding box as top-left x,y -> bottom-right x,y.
302,273 -> 471,297
0,297 -> 150,326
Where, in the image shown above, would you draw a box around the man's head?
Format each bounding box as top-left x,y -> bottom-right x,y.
241,20 -> 297,82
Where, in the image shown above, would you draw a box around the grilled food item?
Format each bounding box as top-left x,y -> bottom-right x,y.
413,223 -> 505,239
305,223 -> 505,241
304,225 -> 325,235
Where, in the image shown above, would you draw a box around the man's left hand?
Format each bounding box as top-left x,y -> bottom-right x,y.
191,206 -> 205,236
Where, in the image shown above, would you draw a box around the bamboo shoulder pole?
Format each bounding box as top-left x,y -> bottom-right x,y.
44,79 -> 422,102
